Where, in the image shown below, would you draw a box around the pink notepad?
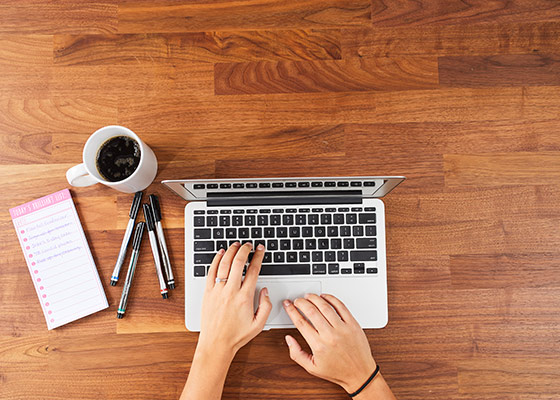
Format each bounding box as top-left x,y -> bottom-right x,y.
10,189 -> 108,330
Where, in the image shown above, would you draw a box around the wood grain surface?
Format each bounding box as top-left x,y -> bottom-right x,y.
1,1 -> 559,399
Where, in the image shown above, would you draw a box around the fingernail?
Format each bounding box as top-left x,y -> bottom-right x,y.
285,335 -> 292,347
304,293 -> 310,299
218,248 -> 225,254
257,244 -> 265,250
283,299 -> 291,307
233,241 -> 241,247
263,287 -> 269,297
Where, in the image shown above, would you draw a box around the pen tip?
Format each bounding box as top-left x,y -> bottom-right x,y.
117,313 -> 123,319
162,293 -> 168,299
110,280 -> 117,286
168,283 -> 175,290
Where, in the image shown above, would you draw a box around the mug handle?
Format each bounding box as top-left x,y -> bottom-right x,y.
66,163 -> 98,187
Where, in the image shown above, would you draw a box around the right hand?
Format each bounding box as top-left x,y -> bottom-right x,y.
283,293 -> 377,393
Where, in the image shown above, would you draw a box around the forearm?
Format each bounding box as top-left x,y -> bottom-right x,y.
180,345 -> 235,400
353,374 -> 396,400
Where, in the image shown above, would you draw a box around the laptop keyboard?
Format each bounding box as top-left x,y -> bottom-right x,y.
191,206 -> 378,277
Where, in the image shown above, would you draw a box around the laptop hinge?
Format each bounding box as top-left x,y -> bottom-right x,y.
207,196 -> 362,207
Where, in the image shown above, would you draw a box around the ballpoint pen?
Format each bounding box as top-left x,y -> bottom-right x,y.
117,222 -> 145,319
111,191 -> 143,286
149,194 -> 175,289
143,203 -> 168,299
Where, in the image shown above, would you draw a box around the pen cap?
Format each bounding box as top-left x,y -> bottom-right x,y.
149,194 -> 162,222
129,191 -> 144,219
143,203 -> 155,231
132,222 -> 145,250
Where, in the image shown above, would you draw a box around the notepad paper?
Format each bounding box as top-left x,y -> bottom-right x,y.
10,189 -> 108,330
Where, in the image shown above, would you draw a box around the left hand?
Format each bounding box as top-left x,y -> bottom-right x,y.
197,242 -> 272,358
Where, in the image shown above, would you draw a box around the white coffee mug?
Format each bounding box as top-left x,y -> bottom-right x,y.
66,125 -> 158,193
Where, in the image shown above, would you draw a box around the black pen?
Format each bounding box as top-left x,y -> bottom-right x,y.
111,191 -> 143,286
143,204 -> 168,299
150,194 -> 175,289
117,222 -> 145,319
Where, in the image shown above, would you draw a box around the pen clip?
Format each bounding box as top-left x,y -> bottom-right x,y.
132,222 -> 145,250
129,191 -> 143,219
143,203 -> 155,231
149,194 -> 162,222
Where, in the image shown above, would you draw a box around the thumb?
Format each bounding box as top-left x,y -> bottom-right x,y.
254,287 -> 272,329
285,335 -> 314,372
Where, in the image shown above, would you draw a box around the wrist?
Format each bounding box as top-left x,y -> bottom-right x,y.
352,374 -> 390,400
193,341 -> 236,368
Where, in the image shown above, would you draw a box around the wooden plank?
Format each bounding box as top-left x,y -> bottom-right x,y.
0,35 -> 52,66
54,30 -> 342,65
450,253 -> 560,289
0,133 -> 52,164
444,152 -> 560,187
370,0 -> 560,27
118,0 -> 371,33
439,54 -> 560,87
341,22 -> 560,57
0,1 -> 117,34
214,57 -> 439,95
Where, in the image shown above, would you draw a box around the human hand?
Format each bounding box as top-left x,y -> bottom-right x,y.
283,294 -> 377,393
197,242 -> 272,359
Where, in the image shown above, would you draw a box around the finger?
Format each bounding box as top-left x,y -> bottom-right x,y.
226,242 -> 253,288
304,293 -> 343,327
253,287 -> 272,330
285,335 -> 314,372
241,243 -> 265,292
320,293 -> 358,325
283,299 -> 319,345
216,242 -> 241,281
206,248 -> 225,290
293,297 -> 332,333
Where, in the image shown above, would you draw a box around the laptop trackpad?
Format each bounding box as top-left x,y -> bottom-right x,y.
255,281 -> 322,326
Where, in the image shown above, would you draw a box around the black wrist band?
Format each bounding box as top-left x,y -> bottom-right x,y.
348,365 -> 380,398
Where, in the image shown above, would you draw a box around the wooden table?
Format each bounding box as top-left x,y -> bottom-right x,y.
1,1 -> 560,399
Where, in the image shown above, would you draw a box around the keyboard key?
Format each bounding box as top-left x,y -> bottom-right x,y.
258,215 -> 268,225
312,208 -> 324,213
333,214 -> 344,224
194,229 -> 211,239
364,182 -> 376,187
311,182 -> 323,187
274,252 -> 285,263
217,241 -> 228,250
312,264 -> 327,274
337,181 -> 349,187
328,263 -> 339,274
327,226 -> 338,237
220,183 -> 231,189
270,215 -> 281,225
267,240 -> 279,250
337,251 -> 349,262
239,228 -> 249,238
260,264 -> 310,275
259,209 -> 271,213
280,240 -> 291,250
247,209 -> 258,214
207,210 -> 219,214
194,210 -> 205,214
272,182 -> 284,188
365,207 -> 376,211
263,253 -> 272,263
338,208 -> 350,212
367,267 -> 378,274
351,207 -> 363,212
302,227 -> 313,237
264,227 -> 275,238
245,215 -> 256,226
233,216 -> 243,226
346,214 -> 357,224
366,225 -> 377,236
308,214 -> 319,225
207,184 -> 218,189
295,214 -> 306,225
293,239 -> 304,250
226,228 -> 237,238
312,252 -> 323,262
286,208 -> 298,213
350,251 -> 377,261
299,252 -> 310,262
318,239 -> 329,249
233,183 -> 244,188
246,183 -> 257,188
194,216 -> 205,227
321,214 -> 332,224
283,214 -> 294,225
341,268 -> 352,274
220,210 -> 231,214
314,226 -> 326,237
233,209 -> 244,214
207,216 -> 218,226
273,209 -> 284,213
289,227 -> 300,237
298,182 -> 310,187
251,228 -> 262,238
343,238 -> 355,249
194,241 -> 214,251
277,227 -> 288,237
357,238 -> 377,248
255,239 -> 266,249
305,239 -> 317,250
325,181 -> 336,187
259,182 -> 271,188
331,239 -> 342,249
340,226 -> 351,236
325,251 -> 336,261
359,213 -> 376,224
287,252 -> 298,262
219,216 -> 230,226
354,263 -> 365,274
350,182 -> 362,187
194,184 -> 205,189
353,226 -> 364,236
194,266 -> 206,276
194,253 -> 214,264
285,182 -> 297,188
213,228 -> 224,239
229,240 -> 238,246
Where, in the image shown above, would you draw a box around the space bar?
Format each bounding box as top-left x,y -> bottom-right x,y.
260,264 -> 311,275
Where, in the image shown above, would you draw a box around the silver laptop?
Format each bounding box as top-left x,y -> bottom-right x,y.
163,176 -> 405,331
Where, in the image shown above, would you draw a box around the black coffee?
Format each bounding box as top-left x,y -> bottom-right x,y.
96,136 -> 141,182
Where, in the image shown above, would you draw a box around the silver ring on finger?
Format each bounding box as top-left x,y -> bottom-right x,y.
215,277 -> 228,283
